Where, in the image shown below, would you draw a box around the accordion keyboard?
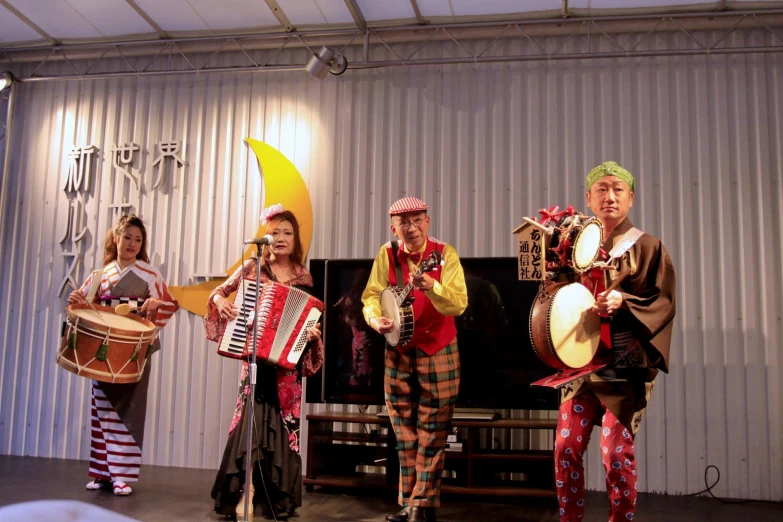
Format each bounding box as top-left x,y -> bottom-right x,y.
217,280 -> 259,358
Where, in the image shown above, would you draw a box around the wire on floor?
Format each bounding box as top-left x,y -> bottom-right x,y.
688,465 -> 783,505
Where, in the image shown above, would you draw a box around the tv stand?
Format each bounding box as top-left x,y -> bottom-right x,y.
305,411 -> 557,498
376,410 -> 501,422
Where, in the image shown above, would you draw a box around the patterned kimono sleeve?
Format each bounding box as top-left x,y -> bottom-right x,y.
74,269 -> 107,303
204,259 -> 256,342
149,271 -> 180,329
75,271 -> 96,298
292,269 -> 324,377
301,337 -> 324,377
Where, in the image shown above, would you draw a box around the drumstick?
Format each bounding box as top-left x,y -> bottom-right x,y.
604,269 -> 630,293
67,281 -> 105,319
115,303 -> 131,316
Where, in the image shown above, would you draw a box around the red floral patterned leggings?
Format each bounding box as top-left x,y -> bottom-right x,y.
554,391 -> 637,522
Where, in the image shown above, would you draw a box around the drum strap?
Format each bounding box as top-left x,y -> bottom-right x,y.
390,241 -> 404,289
608,227 -> 644,261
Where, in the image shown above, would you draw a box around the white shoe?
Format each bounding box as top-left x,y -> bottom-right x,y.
86,479 -> 109,490
112,480 -> 132,496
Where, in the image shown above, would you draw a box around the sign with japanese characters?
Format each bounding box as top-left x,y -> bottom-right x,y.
512,217 -> 547,282
57,139 -> 186,296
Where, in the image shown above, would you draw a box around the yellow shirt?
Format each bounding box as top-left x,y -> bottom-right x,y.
361,238 -> 468,324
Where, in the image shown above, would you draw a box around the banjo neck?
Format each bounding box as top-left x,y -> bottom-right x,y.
395,251 -> 442,306
396,275 -> 419,306
381,249 -> 442,348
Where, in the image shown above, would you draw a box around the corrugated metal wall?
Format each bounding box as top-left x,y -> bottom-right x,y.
0,93 -> 7,205
0,29 -> 781,501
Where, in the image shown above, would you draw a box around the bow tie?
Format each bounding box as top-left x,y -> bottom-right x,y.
397,249 -> 422,266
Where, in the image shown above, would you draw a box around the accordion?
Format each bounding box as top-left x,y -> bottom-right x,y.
217,281 -> 324,370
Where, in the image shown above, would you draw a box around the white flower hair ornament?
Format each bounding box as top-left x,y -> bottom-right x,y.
260,203 -> 285,225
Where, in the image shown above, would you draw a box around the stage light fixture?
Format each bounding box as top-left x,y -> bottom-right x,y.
0,71 -> 14,91
305,46 -> 348,79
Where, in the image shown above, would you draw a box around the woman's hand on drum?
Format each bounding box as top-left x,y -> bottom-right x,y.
67,290 -> 86,305
370,317 -> 395,334
306,322 -> 322,342
593,289 -> 623,315
141,298 -> 161,312
213,295 -> 239,320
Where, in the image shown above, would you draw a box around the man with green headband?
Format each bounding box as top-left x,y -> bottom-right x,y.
553,161 -> 677,522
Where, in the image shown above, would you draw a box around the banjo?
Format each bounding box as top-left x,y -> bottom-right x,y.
380,250 -> 444,347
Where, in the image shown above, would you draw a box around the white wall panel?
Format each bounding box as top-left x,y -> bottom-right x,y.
0,28 -> 781,501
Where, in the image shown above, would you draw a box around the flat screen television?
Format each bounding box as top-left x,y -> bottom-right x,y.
306,257 -> 558,411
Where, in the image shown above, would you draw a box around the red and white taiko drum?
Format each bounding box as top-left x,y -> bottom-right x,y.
56,303 -> 156,383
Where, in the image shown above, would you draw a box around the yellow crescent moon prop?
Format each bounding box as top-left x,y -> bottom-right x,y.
169,138 -> 314,316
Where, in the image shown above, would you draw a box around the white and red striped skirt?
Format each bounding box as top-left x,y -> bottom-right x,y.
88,382 -> 142,482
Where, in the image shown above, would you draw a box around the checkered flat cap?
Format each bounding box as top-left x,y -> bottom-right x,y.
389,196 -> 428,216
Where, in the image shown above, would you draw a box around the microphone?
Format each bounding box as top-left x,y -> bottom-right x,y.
243,234 -> 274,246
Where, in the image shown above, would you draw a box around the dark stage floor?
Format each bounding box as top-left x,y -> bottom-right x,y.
0,456 -> 780,521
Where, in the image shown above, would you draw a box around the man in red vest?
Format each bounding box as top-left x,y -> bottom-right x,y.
362,197 -> 468,522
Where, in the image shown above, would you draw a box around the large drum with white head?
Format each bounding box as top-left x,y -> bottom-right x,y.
529,282 -> 601,369
56,304 -> 156,383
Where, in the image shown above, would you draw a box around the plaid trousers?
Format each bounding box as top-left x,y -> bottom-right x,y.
384,341 -> 460,508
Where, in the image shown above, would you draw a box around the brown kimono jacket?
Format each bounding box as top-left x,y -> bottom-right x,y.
562,218 -> 676,434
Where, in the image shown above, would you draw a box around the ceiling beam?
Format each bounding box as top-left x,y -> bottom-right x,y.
125,0 -> 169,39
263,0 -> 294,32
0,0 -> 58,45
344,0 -> 367,32
2,9 -> 781,60
409,0 -> 426,25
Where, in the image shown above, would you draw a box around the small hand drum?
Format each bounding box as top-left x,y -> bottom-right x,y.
571,217 -> 603,272
56,304 -> 157,383
548,213 -> 603,273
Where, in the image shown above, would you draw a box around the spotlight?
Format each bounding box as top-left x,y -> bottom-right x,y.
305,46 -> 348,79
0,71 -> 13,91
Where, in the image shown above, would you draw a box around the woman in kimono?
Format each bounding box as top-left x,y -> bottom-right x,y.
67,214 -> 179,496
205,205 -> 324,520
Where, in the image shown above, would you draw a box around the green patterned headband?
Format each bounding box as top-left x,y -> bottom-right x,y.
585,161 -> 635,193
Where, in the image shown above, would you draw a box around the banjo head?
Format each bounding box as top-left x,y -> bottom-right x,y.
380,288 -> 402,346
548,283 -> 601,368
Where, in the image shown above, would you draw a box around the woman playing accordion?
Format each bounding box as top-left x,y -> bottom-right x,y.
204,205 -> 323,520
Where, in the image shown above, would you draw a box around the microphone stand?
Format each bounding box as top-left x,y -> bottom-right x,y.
242,249 -> 263,522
